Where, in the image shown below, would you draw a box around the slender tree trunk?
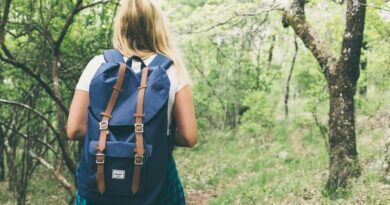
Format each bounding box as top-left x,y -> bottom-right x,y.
266,35 -> 275,72
284,36 -> 298,118
358,41 -> 368,96
0,150 -> 4,181
51,53 -> 76,174
1,115 -> 20,192
17,143 -> 28,205
0,127 -> 5,182
384,113 -> 390,183
358,58 -> 367,95
5,135 -> 17,191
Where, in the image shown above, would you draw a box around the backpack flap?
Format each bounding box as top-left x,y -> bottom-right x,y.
88,63 -> 170,126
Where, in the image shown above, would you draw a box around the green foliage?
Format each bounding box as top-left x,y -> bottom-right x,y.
239,90 -> 277,137
0,0 -> 389,204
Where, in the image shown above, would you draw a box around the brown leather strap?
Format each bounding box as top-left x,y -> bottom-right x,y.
96,63 -> 127,194
131,67 -> 149,193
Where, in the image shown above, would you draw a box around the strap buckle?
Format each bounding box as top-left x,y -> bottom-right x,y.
99,121 -> 109,130
134,154 -> 144,165
134,123 -> 144,134
96,153 -> 105,164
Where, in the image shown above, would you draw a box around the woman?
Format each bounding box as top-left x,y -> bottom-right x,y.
66,0 -> 197,204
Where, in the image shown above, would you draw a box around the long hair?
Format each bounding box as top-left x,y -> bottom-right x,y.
113,0 -> 191,83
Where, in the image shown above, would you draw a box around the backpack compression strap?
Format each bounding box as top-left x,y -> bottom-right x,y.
103,49 -> 125,63
96,63 -> 127,194
131,66 -> 149,194
130,54 -> 172,193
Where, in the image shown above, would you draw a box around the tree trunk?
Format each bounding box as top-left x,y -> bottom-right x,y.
0,146 -> 4,181
325,0 -> 366,192
51,53 -> 76,174
283,0 -> 366,194
284,36 -> 298,118
384,112 -> 390,183
358,58 -> 367,95
5,136 -> 17,191
0,127 -> 4,182
358,42 -> 368,96
326,69 -> 361,191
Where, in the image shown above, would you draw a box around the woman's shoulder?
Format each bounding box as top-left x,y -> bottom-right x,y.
75,55 -> 105,91
165,63 -> 191,93
82,55 -> 106,73
88,54 -> 105,64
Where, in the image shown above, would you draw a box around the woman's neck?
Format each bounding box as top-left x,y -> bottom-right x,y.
125,49 -> 156,59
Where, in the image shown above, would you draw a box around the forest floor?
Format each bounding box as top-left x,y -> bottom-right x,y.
1,98 -> 389,205
175,106 -> 390,204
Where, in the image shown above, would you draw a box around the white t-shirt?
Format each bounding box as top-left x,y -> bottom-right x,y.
75,54 -> 189,134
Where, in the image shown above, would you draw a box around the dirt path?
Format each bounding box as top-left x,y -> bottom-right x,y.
186,189 -> 217,205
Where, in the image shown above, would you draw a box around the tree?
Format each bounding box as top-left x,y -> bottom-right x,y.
282,0 -> 366,194
0,0 -> 116,204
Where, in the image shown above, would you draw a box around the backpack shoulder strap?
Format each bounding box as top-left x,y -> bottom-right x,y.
103,49 -> 125,63
96,63 -> 127,194
149,54 -> 173,69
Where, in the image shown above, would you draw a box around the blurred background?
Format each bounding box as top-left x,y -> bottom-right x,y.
0,0 -> 389,204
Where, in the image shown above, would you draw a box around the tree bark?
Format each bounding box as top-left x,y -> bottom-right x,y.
0,149 -> 4,181
326,0 -> 366,192
283,0 -> 366,193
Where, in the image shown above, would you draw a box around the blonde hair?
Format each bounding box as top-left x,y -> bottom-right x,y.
113,0 -> 191,84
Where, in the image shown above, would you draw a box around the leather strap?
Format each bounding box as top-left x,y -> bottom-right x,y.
131,66 -> 149,193
96,63 -> 127,194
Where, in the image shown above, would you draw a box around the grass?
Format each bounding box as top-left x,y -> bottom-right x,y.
175,100 -> 390,204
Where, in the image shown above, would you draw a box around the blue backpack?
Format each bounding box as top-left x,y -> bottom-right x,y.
76,49 -> 176,204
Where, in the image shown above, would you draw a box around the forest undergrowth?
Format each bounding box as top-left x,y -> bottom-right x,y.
2,91 -> 388,205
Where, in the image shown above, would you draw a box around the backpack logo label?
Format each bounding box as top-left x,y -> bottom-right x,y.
112,169 -> 125,180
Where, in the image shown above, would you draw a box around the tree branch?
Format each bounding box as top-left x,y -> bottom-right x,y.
364,2 -> 390,12
55,0 -> 117,52
0,99 -> 60,136
282,0 -> 337,76
0,122 -> 57,154
188,3 -> 282,34
0,44 -> 69,115
337,0 -> 366,80
54,0 -> 83,53
29,151 -> 75,199
0,0 -> 12,41
311,111 -> 330,154
189,44 -> 226,111
76,0 -> 114,12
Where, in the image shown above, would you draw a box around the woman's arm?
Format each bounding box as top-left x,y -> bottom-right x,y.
66,90 -> 89,140
172,85 -> 198,147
